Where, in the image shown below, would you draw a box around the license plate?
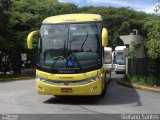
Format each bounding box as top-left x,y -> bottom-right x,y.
61,88 -> 73,93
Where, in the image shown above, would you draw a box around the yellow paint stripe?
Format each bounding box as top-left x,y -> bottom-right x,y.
118,80 -> 160,93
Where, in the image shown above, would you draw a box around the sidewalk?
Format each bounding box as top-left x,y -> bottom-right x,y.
0,68 -> 35,81
117,79 -> 160,93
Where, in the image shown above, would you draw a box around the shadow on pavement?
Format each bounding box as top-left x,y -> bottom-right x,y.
44,72 -> 142,106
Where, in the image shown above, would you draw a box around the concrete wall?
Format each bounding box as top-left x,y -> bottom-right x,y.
120,34 -> 145,76
120,35 -> 145,58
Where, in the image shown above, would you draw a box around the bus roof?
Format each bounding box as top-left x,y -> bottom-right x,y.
43,14 -> 102,23
104,47 -> 112,52
115,46 -> 126,51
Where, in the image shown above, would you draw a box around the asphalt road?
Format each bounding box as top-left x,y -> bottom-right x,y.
0,72 -> 160,119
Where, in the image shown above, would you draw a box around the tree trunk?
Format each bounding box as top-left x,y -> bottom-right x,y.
11,51 -> 21,74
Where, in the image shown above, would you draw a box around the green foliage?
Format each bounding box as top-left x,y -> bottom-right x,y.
1,1 -> 150,51
0,36 -> 5,48
0,0 -> 12,49
7,0 -> 78,52
124,74 -> 157,86
79,7 -> 147,47
119,21 -> 131,35
155,0 -> 160,15
127,41 -> 139,58
131,76 -> 140,83
0,0 -> 11,25
123,74 -> 130,82
144,16 -> 160,59
0,0 -> 159,73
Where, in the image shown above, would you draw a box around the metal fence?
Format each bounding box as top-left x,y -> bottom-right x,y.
127,58 -> 160,86
146,58 -> 160,86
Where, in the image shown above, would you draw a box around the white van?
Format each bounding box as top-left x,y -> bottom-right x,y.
103,47 -> 113,71
114,46 -> 126,73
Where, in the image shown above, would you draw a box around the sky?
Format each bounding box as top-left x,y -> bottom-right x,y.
58,0 -> 159,13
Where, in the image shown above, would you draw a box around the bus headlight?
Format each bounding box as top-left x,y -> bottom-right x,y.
86,74 -> 103,82
36,76 -> 47,82
114,64 -> 118,68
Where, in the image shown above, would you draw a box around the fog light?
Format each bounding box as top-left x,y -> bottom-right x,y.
90,86 -> 97,92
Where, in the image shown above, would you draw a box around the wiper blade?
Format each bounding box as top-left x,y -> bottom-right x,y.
81,33 -> 88,51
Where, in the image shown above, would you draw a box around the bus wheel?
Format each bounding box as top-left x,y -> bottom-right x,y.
99,79 -> 107,98
99,84 -> 106,98
54,95 -> 64,97
107,77 -> 111,84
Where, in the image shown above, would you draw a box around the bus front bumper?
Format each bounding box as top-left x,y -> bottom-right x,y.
114,65 -> 125,72
36,78 -> 103,96
103,64 -> 113,71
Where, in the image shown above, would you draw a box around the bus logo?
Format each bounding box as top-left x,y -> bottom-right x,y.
64,81 -> 69,85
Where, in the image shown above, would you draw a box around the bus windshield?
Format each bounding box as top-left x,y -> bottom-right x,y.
104,52 -> 112,64
115,52 -> 125,65
38,22 -> 101,71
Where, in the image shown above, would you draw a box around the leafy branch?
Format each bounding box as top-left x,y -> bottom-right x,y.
127,41 -> 139,58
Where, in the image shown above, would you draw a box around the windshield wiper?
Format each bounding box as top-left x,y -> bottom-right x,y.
80,33 -> 88,51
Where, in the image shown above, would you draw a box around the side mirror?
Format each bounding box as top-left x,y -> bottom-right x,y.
27,30 -> 39,49
102,28 -> 108,47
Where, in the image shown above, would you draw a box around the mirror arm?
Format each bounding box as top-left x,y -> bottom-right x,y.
27,30 -> 39,49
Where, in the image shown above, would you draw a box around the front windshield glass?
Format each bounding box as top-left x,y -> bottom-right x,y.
115,52 -> 125,65
104,52 -> 112,64
38,22 -> 101,70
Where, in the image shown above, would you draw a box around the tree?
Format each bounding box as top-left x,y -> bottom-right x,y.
155,0 -> 160,15
9,0 -> 78,50
0,0 -> 12,74
79,6 -> 147,47
144,14 -> 160,82
1,0 -> 158,74
0,0 -> 11,49
144,16 -> 160,59
6,0 -> 78,73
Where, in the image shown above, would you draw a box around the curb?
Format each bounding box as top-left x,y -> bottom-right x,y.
0,76 -> 35,81
117,79 -> 160,93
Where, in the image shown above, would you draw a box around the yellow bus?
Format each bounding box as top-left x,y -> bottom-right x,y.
27,14 -> 108,97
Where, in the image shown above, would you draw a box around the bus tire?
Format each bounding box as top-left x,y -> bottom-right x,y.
99,83 -> 106,98
107,77 -> 111,84
99,77 -> 107,98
